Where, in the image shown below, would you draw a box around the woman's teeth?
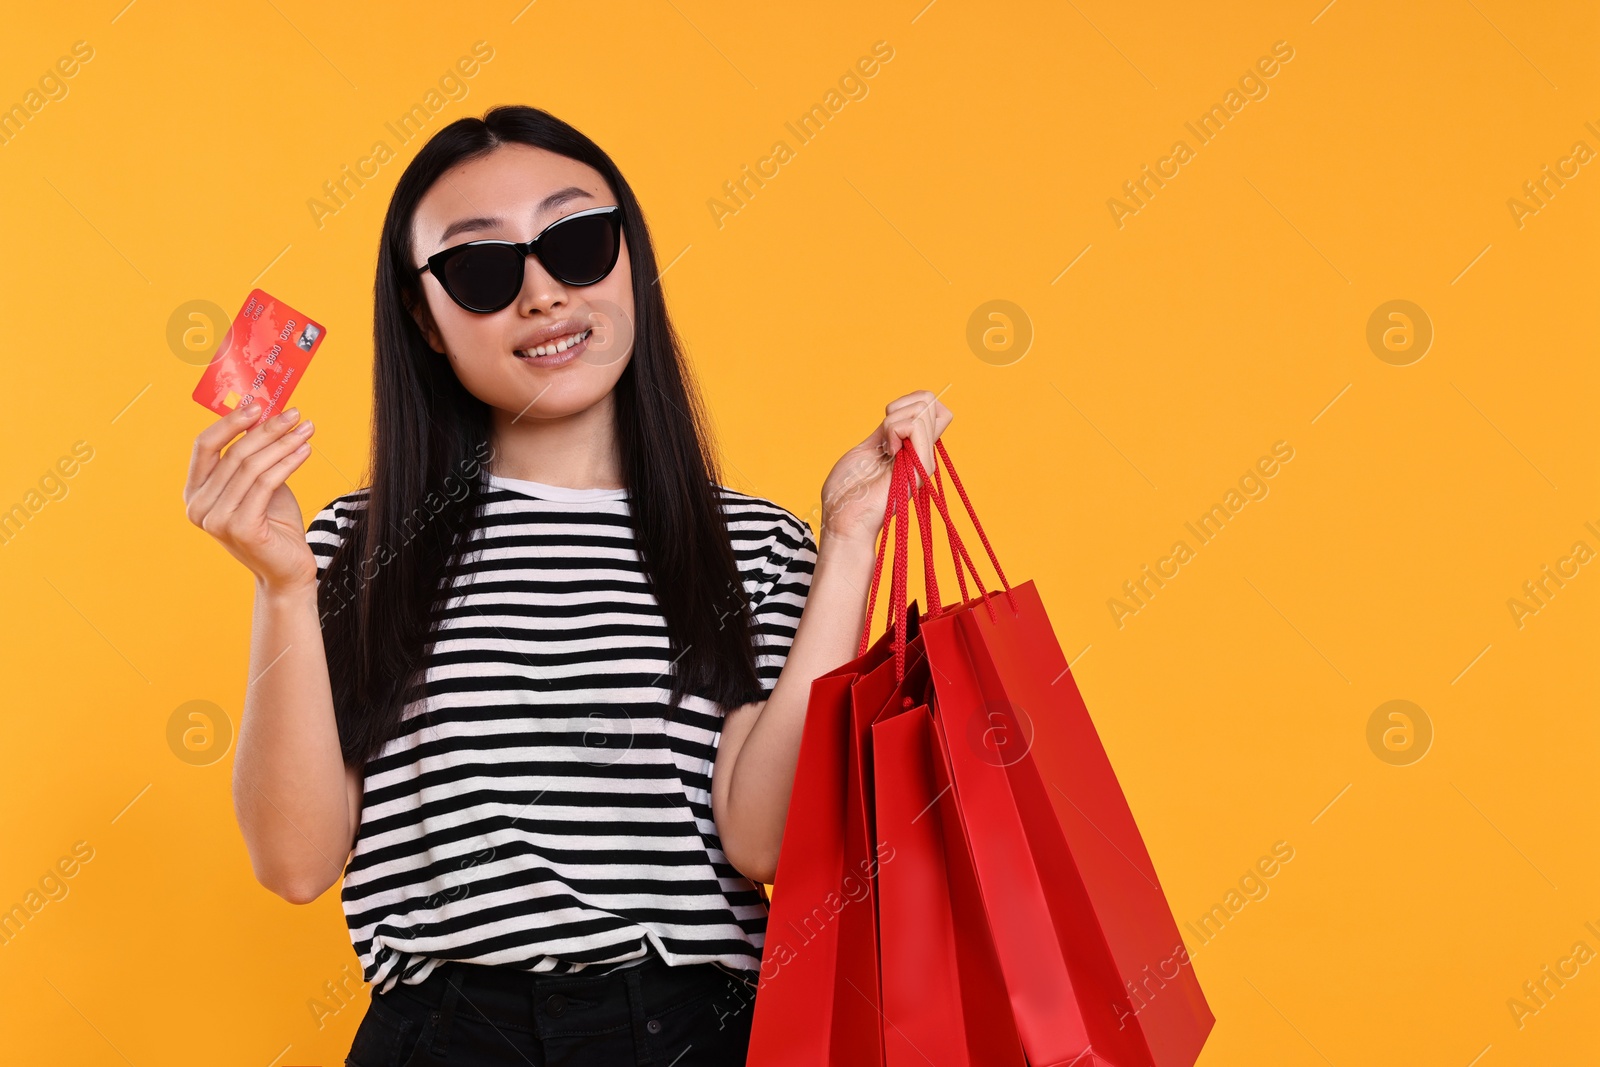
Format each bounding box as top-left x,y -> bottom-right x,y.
516,328 -> 591,358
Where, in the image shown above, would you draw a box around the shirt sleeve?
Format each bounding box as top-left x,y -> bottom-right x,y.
305,490 -> 367,585
746,513 -> 818,698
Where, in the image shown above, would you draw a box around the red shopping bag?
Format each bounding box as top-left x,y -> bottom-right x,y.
874,691 -> 1029,1066
832,609 -> 931,1067
748,448 -> 942,1066
745,617 -> 898,1066
866,449 -> 1027,1066
906,441 -> 1215,1067
746,514 -> 929,1067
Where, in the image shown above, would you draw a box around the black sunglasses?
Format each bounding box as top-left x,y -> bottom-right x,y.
416,205 -> 625,313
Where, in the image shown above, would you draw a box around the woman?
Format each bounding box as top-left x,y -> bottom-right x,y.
183,104 -> 950,1066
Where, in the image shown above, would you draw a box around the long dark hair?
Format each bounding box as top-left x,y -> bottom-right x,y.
320,105 -> 765,768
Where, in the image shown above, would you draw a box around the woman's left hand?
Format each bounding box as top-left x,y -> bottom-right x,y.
820,390 -> 953,548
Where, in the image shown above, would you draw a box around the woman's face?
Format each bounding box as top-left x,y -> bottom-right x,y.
408,143 -> 635,422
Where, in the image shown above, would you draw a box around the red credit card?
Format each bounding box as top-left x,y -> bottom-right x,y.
192,289 -> 326,423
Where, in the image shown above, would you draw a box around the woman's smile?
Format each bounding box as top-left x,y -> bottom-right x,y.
514,326 -> 592,365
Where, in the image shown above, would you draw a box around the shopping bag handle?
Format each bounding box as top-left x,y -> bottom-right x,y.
860,450 -> 928,679
930,456 -> 964,607
857,439 -> 1018,681
913,450 -> 943,617
931,439 -> 1014,603
909,441 -> 1015,619
860,447 -> 911,664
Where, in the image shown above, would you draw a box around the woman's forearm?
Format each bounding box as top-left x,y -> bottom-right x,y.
723,533 -> 879,882
231,578 -> 356,903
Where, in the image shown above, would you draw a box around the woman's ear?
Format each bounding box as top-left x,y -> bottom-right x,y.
404,288 -> 446,353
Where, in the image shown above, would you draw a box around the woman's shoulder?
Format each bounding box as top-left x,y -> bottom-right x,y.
305,487 -> 372,566
307,486 -> 372,529
712,485 -> 813,545
712,485 -> 818,592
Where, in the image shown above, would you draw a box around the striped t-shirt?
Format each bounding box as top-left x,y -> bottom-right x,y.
306,471 -> 817,994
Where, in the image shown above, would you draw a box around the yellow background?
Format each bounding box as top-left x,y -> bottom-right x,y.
1,1 -> 1595,1063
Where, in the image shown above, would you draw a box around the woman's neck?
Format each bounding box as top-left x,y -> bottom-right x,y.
485,393 -> 625,490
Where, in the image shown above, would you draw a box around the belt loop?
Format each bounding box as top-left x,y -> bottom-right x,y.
623,964 -> 656,1065
429,964 -> 467,1056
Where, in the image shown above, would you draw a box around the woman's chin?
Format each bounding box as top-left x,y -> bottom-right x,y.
477,377 -> 614,423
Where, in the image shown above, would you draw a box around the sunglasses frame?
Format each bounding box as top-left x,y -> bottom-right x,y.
416,204 -> 626,313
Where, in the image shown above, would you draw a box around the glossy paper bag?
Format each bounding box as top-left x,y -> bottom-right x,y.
873,694 -> 1026,1066
912,441 -> 1215,1067
744,591 -> 923,1062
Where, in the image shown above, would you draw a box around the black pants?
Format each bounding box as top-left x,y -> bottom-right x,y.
345,954 -> 757,1066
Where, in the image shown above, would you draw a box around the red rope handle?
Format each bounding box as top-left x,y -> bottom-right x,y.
913,460 -> 942,617
855,436 -> 1012,671
899,445 -> 999,624
856,454 -> 902,659
889,449 -> 911,682
922,449 -> 987,611
933,458 -> 971,606
934,439 -> 1016,613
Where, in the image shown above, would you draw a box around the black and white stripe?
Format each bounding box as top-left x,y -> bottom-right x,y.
306,472 -> 816,993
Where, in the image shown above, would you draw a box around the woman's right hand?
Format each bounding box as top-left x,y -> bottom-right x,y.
184,403 -> 319,591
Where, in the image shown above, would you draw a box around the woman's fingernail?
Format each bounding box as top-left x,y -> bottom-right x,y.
279,407 -> 300,423
295,420 -> 314,434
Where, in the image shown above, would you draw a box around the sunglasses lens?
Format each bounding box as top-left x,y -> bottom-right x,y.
441,243 -> 525,311
540,212 -> 620,286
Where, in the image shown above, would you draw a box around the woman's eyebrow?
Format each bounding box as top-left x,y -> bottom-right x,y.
437,186 -> 595,243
